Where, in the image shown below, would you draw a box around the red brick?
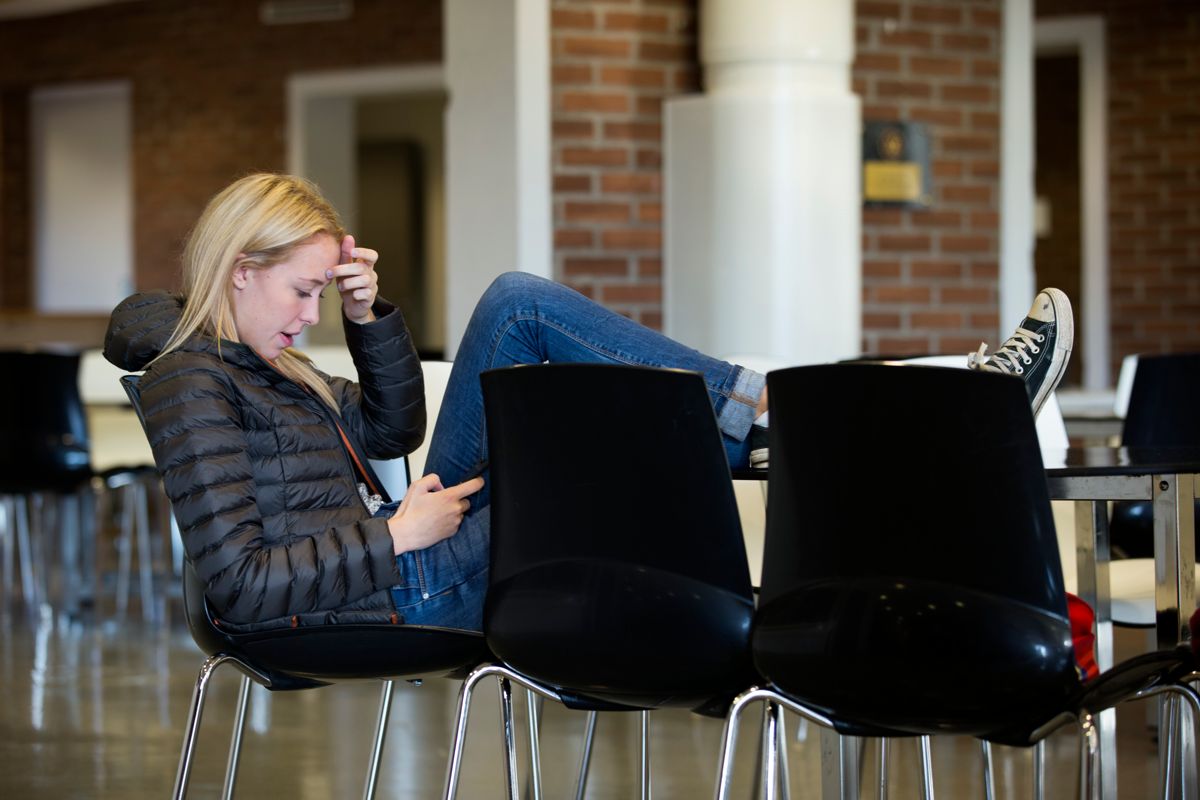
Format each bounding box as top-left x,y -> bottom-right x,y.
564,201 -> 631,223
857,1 -> 902,19
880,29 -> 933,48
563,257 -> 628,277
863,208 -> 904,226
910,56 -> 965,77
603,121 -> 662,140
942,185 -> 991,204
878,234 -> 932,251
941,84 -> 993,104
874,286 -> 931,303
912,312 -> 964,329
910,107 -> 962,127
553,64 -> 593,85
863,312 -> 902,329
941,286 -> 992,305
638,257 -> 662,277
912,5 -> 962,25
911,260 -> 962,278
561,147 -> 629,167
940,33 -> 991,51
856,53 -> 902,72
561,36 -> 631,59
877,80 -> 933,99
601,228 -> 662,249
941,232 -> 994,253
600,172 -> 661,194
560,92 -> 630,113
555,229 -> 594,248
637,202 -> 662,223
554,173 -> 592,192
863,259 -> 902,278
553,119 -> 594,139
605,11 -> 670,33
640,41 -> 691,61
552,8 -> 595,30
636,149 -> 663,168
911,210 -> 962,228
943,134 -> 995,153
600,66 -> 667,88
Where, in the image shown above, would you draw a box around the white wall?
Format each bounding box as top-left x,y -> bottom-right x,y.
31,81 -> 132,314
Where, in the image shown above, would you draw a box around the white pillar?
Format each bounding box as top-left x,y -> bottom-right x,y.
664,0 -> 861,367
444,0 -> 550,357
1000,0 -> 1036,357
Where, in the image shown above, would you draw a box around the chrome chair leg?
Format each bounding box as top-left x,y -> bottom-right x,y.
877,738 -> 889,800
499,677 -> 521,800
640,709 -> 652,800
918,735 -> 934,800
362,680 -> 395,800
526,689 -> 543,800
980,740 -> 995,800
574,710 -> 598,800
1033,739 -> 1046,800
1160,697 -> 1177,800
133,480 -> 155,622
443,664 -> 500,800
775,704 -> 791,800
1079,712 -> 1100,800
715,687 -> 769,800
173,654 -> 234,800
221,674 -> 252,800
761,702 -> 778,800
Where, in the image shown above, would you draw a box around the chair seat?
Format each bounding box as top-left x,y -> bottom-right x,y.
486,560 -> 756,711
227,623 -> 488,684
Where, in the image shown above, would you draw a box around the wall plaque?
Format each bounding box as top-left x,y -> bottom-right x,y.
862,121 -> 932,208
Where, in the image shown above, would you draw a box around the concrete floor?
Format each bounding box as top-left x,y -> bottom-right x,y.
0,600 -> 1172,799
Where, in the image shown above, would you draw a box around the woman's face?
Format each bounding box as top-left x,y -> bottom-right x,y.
230,233 -> 339,361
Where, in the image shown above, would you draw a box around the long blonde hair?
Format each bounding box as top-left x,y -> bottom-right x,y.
157,173 -> 345,410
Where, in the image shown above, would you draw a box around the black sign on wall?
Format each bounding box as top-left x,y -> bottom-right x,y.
862,121 -> 933,209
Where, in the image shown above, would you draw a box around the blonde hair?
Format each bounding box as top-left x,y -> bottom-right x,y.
158,173 -> 345,410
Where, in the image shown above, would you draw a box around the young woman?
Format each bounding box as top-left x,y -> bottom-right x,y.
104,173 -> 1071,634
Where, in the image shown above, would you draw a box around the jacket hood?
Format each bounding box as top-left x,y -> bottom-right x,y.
104,291 -> 188,371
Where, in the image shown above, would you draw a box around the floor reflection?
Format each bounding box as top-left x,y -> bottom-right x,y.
0,603 -> 1169,798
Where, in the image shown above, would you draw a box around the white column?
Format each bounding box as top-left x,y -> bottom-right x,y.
1000,0 -> 1036,357
444,0 -> 550,357
664,0 -> 861,367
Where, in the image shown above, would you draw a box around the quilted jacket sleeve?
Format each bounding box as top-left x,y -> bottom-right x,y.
330,298 -> 427,460
141,357 -> 399,624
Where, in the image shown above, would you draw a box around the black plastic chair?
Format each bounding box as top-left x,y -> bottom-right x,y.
1110,353 -> 1200,559
119,375 -> 490,800
442,364 -> 758,799
714,363 -> 1200,800
0,350 -> 96,613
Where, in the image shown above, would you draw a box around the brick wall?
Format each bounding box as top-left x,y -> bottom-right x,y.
854,0 -> 1003,357
1037,0 -> 1200,370
550,0 -> 698,329
550,0 -> 1004,355
0,0 -> 440,298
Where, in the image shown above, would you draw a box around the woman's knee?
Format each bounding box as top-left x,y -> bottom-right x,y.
474,271 -> 552,322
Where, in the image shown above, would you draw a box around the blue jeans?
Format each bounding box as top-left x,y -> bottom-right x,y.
391,272 -> 765,631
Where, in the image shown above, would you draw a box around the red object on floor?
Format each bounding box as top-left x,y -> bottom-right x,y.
1067,592 -> 1099,681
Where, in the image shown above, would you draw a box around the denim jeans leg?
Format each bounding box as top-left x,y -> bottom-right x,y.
422,271 -> 765,499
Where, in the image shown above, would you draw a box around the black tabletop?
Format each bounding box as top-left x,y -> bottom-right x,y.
732,446 -> 1200,482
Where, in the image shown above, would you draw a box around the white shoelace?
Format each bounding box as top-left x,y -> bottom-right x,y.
967,326 -> 1045,376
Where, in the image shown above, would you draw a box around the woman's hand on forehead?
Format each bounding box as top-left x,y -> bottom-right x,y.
328,233 -> 380,324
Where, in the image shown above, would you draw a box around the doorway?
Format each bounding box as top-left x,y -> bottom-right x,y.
287,66 -> 447,358
1033,17 -> 1109,390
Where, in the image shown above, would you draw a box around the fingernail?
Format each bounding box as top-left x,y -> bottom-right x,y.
325,269 -> 333,279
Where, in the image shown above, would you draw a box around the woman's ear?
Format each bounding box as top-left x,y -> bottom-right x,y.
231,254 -> 251,290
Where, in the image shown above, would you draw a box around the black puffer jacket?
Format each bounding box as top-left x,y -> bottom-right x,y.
104,291 -> 425,632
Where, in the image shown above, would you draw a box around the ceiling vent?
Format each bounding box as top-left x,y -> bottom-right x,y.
259,0 -> 352,25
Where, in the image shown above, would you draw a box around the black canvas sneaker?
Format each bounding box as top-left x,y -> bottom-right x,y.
967,288 -> 1074,418
748,424 -> 769,470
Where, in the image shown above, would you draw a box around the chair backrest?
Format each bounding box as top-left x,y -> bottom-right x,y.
0,350 -> 91,491
1121,353 -> 1200,447
480,363 -> 755,709
757,363 -> 1076,737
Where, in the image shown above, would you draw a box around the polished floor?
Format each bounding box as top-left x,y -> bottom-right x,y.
0,593 -> 1176,800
